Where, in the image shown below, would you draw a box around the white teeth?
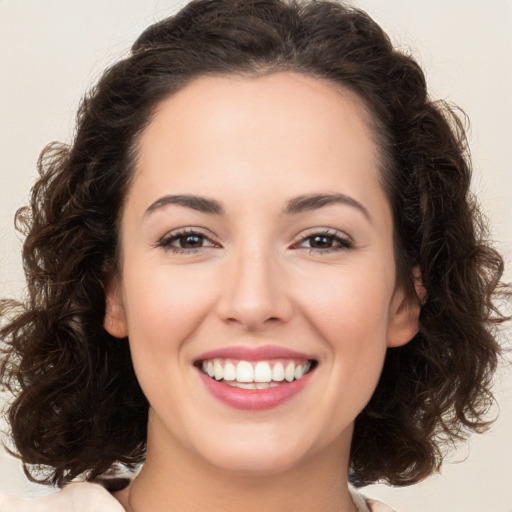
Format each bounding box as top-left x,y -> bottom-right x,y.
234,382 -> 257,389
294,362 -> 311,380
200,358 -> 313,384
214,360 -> 223,381
206,361 -> 215,378
254,361 -> 272,382
272,362 -> 285,381
236,361 -> 254,383
225,381 -> 280,389
223,361 -> 236,381
284,362 -> 295,382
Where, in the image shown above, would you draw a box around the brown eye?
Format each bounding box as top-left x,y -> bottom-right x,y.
295,230 -> 353,252
158,229 -> 218,253
177,234 -> 205,248
309,235 -> 335,249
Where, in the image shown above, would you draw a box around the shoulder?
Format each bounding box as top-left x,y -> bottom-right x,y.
366,497 -> 399,512
350,486 -> 398,512
0,482 -> 125,512
1,482 -> 395,512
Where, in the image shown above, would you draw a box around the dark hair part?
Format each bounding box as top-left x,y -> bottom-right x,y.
1,0 -> 507,488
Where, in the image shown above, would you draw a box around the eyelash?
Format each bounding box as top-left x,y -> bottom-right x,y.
156,228 -> 218,254
156,228 -> 353,254
291,229 -> 353,254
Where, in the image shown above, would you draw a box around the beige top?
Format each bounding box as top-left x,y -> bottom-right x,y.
0,482 -> 396,511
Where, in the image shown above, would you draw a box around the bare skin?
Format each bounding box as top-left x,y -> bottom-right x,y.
115,415 -> 355,512
105,72 -> 420,512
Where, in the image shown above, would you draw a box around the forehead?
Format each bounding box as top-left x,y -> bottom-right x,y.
140,71 -> 378,154
130,72 -> 386,214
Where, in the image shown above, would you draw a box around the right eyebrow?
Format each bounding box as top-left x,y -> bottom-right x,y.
283,192 -> 372,223
144,194 -> 224,216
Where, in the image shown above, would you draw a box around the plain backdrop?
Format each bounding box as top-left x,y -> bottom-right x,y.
1,1 -> 511,510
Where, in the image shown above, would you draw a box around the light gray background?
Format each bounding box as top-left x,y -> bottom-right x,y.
1,1 -> 511,510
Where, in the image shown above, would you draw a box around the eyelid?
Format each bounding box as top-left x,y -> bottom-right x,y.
155,226 -> 353,254
291,228 -> 354,251
156,227 -> 221,252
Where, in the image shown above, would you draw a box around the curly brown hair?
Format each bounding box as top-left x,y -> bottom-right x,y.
0,0 -> 508,489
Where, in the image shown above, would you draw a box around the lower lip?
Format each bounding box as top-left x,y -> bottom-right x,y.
197,370 -> 313,410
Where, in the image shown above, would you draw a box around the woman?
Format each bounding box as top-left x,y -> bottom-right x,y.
0,1 -> 508,510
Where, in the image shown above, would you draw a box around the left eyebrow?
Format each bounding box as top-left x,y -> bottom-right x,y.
283,193 -> 372,223
145,194 -> 224,216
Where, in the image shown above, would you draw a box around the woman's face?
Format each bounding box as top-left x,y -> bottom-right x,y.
105,72 -> 419,475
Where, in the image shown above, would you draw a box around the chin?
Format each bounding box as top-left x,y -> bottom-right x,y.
205,448 -> 308,476
190,424 -> 339,477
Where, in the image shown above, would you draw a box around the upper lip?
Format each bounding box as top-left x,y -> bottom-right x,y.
196,345 -> 316,362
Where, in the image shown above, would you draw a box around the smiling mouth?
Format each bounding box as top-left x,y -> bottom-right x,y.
196,358 -> 317,389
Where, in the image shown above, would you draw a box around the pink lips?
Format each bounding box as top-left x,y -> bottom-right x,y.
195,345 -> 316,410
197,345 -> 315,361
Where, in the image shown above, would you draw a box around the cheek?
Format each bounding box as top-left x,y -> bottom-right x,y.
295,262 -> 392,404
297,261 -> 393,342
120,265 -> 220,417
121,264 -> 218,358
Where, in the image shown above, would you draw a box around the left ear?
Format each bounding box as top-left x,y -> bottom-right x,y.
386,266 -> 424,348
104,274 -> 129,339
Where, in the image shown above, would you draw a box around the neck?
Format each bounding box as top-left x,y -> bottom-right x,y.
118,415 -> 357,512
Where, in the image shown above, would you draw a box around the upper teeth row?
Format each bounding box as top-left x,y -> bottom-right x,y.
201,359 -> 311,383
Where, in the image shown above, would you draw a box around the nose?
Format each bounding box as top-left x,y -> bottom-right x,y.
216,245 -> 294,331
